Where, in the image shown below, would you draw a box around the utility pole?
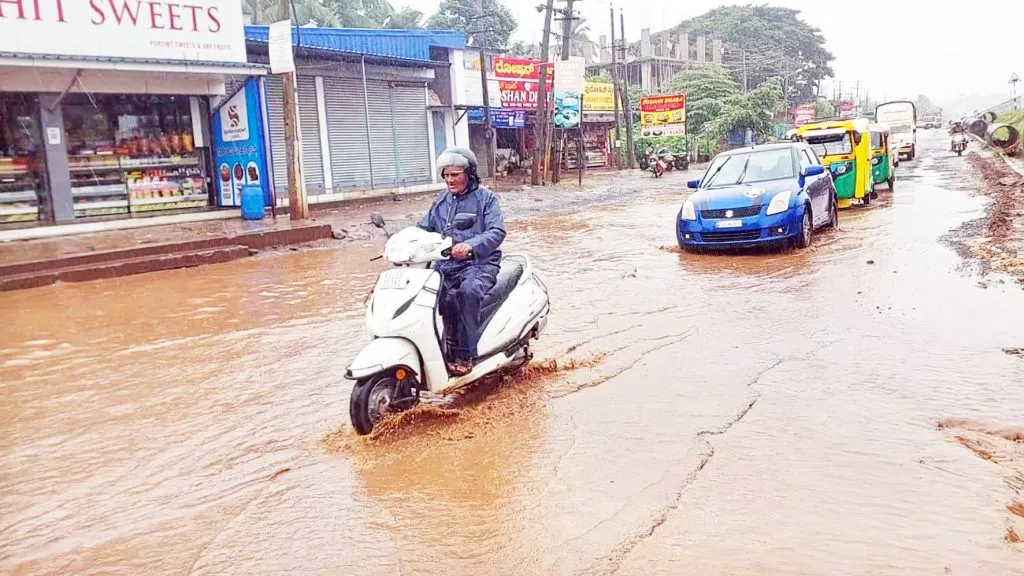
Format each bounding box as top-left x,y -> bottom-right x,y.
741,50 -> 748,91
551,0 -> 578,184
610,2 -> 621,170
531,0 -> 556,186
277,0 -> 308,219
619,9 -> 636,169
477,0 -> 495,181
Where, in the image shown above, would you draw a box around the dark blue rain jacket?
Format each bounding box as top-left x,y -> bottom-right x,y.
418,184 -> 506,272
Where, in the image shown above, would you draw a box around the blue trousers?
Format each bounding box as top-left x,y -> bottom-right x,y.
440,263 -> 499,361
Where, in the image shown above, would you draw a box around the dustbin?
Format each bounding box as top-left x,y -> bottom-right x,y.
240,185 -> 265,220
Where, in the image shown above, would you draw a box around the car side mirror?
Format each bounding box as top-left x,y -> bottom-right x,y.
802,165 -> 826,177
687,179 -> 700,189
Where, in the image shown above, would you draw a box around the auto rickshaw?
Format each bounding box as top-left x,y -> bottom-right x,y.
796,118 -> 873,208
868,121 -> 897,191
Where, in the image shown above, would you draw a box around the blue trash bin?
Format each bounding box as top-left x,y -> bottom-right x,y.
240,185 -> 265,220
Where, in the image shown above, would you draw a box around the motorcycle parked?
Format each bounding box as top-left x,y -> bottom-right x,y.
649,153 -> 666,177
346,218 -> 550,435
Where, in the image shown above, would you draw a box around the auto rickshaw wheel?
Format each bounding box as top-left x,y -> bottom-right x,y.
888,177 -> 895,191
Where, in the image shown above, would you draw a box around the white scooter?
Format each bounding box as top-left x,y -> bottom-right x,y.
345,216 -> 550,435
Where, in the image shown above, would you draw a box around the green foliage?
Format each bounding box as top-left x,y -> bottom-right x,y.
664,64 -> 742,137
384,6 -> 424,29
815,99 -> 836,119
426,0 -> 518,49
585,72 -> 614,84
669,5 -> 833,101
702,78 -> 784,142
245,0 -> 397,28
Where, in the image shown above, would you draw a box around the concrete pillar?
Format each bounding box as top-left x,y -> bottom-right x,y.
677,33 -> 689,60
641,61 -> 653,93
38,94 -> 73,223
599,35 -> 610,64
712,39 -> 723,64
696,36 -> 707,63
641,28 -> 652,58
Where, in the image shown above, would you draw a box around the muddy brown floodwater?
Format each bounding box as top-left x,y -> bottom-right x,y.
3,130 -> 1024,575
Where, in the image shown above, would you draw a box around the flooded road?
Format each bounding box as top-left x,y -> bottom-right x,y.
3,130 -> 1024,575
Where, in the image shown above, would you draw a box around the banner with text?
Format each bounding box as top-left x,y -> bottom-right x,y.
640,94 -> 687,137
583,82 -> 616,112
553,57 -> 586,129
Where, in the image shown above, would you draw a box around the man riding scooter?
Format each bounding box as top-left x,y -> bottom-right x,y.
418,147 -> 506,376
949,121 -> 968,156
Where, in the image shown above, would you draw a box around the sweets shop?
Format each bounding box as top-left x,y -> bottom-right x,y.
0,0 -> 263,227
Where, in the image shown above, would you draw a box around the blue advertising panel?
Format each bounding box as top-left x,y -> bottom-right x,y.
467,109 -> 527,128
212,78 -> 271,208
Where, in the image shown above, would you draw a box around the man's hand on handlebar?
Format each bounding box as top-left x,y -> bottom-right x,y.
451,242 -> 473,259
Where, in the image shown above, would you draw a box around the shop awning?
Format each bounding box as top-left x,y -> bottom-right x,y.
0,52 -> 268,76
244,25 -> 464,63
244,39 -> 448,69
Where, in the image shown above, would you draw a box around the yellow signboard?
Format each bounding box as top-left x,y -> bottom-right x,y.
583,82 -> 615,112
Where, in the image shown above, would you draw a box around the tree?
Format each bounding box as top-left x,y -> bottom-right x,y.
815,99 -> 836,119
244,0 -> 396,28
668,6 -> 834,102
426,0 -> 518,49
385,6 -> 424,29
702,78 -> 784,142
552,17 -> 595,60
664,64 -> 743,137
585,72 -> 614,84
509,41 -> 540,59
916,94 -> 937,115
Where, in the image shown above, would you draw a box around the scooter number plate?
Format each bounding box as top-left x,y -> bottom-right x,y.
379,270 -> 408,290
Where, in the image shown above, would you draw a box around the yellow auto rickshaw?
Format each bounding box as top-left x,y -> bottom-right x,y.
796,118 -> 873,207
868,121 -> 897,191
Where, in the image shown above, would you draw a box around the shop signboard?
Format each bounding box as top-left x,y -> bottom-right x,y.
212,78 -> 270,208
552,57 -> 585,129
467,109 -> 527,128
639,93 -> 686,137
486,56 -> 553,111
839,101 -> 857,118
793,102 -> 816,125
462,53 -> 502,108
583,82 -> 616,112
0,0 -> 247,64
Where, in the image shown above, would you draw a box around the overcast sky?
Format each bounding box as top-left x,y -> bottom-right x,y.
404,0 -> 1023,107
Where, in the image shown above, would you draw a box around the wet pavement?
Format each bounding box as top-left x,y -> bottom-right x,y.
3,130 -> 1024,575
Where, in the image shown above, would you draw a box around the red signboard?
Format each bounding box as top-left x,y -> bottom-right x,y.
492,57 -> 554,80
793,103 -> 816,126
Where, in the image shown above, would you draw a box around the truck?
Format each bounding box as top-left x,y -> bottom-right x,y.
874,101 -> 918,161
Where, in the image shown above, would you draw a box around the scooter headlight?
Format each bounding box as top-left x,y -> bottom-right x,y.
833,162 -> 849,175
871,157 -> 880,166
680,200 -> 697,221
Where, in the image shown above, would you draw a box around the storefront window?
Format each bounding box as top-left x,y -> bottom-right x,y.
63,94 -> 207,218
0,94 -> 45,224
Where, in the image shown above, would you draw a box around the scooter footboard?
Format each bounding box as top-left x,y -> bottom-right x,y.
345,337 -> 423,381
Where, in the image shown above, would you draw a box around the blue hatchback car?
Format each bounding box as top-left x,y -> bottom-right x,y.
676,143 -> 839,251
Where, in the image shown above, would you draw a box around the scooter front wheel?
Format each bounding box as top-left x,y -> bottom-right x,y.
350,374 -> 417,435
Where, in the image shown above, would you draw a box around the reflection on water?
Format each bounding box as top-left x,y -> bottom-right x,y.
2,132 -> 1023,575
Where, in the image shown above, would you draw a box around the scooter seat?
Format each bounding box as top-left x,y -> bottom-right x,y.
480,259 -> 524,325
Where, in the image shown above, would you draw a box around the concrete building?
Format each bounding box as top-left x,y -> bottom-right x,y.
587,29 -> 721,94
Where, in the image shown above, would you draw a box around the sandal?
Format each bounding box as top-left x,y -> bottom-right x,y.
450,361 -> 473,376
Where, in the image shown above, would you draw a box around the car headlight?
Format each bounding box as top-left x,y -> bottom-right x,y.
766,191 -> 792,216
680,199 -> 696,221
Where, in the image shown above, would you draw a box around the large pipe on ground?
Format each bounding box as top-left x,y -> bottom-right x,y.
968,118 -> 988,137
986,123 -> 1021,153
981,111 -> 998,123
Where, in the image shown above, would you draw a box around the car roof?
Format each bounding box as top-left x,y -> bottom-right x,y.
718,143 -> 803,156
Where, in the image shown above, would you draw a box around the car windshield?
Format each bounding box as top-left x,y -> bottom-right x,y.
805,132 -> 853,157
701,149 -> 795,187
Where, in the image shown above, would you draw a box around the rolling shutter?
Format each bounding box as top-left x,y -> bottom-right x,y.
390,85 -> 432,184
296,75 -> 324,194
323,76 -> 372,188
366,80 -> 398,185
264,76 -> 288,194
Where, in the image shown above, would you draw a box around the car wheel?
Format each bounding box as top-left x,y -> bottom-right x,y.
793,208 -> 812,249
826,196 -> 839,229
888,177 -> 895,191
